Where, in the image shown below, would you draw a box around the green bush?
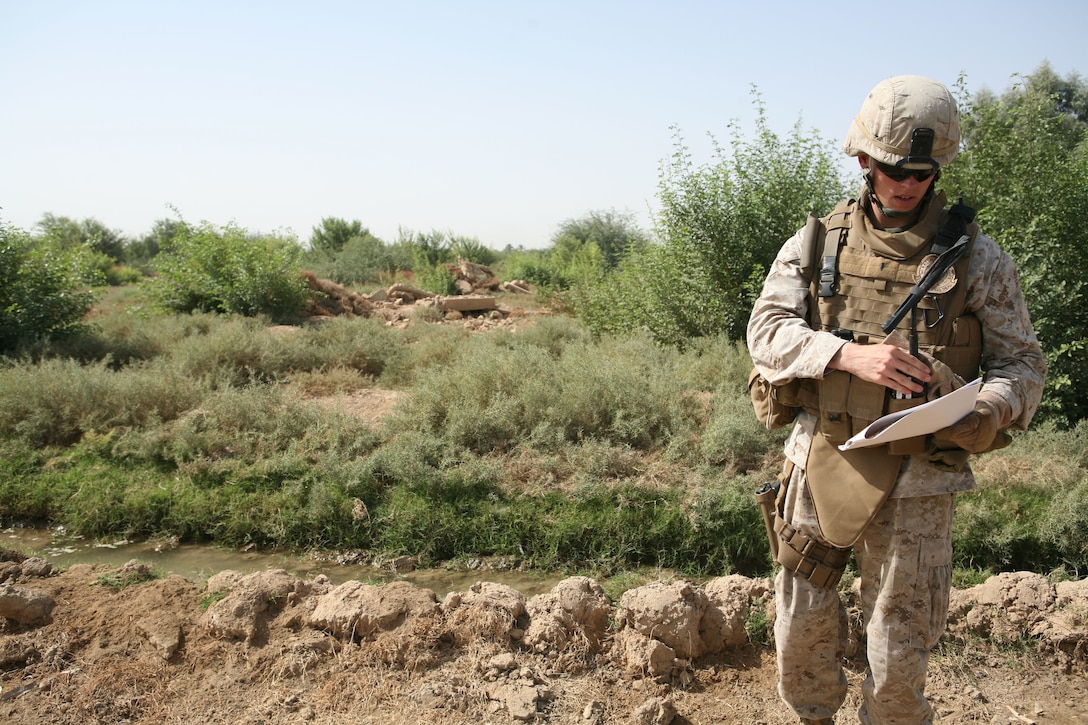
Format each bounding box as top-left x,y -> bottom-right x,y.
104,264 -> 144,286
387,330 -> 701,454
579,98 -> 850,345
320,232 -> 404,285
0,222 -> 96,353
148,220 -> 310,322
450,235 -> 498,267
0,357 -> 207,447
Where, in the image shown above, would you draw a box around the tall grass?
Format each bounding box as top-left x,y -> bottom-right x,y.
1,299 -> 1086,580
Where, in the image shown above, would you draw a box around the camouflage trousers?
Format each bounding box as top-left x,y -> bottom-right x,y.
774,464 -> 954,725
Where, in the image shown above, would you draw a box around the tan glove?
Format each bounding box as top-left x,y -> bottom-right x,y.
881,331 -> 964,399
933,397 -> 1012,454
917,350 -> 964,400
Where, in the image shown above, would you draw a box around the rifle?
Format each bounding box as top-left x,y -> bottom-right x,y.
881,233 -> 970,397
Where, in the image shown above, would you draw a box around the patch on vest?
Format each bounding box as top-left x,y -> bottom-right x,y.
915,253 -> 957,294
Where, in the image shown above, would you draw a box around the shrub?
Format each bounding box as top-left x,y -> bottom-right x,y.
310,230 -> 409,286
387,331 -> 700,454
449,235 -> 498,266
148,219 -> 310,322
0,221 -> 96,353
0,357 -> 207,447
579,96 -> 850,345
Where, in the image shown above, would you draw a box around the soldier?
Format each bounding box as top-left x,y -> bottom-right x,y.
747,75 -> 1047,724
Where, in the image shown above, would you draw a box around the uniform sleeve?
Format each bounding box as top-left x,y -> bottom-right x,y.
964,234 -> 1047,430
746,229 -> 848,385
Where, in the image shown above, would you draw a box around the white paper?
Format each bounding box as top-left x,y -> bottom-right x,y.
838,377 -> 982,451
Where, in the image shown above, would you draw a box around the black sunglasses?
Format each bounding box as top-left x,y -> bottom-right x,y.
874,160 -> 937,183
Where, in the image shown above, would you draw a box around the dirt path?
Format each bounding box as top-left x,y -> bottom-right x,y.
1,560 -> 1086,725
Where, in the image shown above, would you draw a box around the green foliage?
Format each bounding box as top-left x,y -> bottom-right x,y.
104,264 -> 144,286
309,217 -> 367,256
315,231 -> 407,285
552,209 -> 649,269
162,313 -> 401,386
394,228 -> 457,294
942,64 -> 1088,425
0,356 -> 207,447
386,330 -> 704,454
497,247 -> 564,290
497,233 -> 612,312
36,213 -> 127,262
951,419 -> 1088,576
450,234 -> 498,266
580,93 -> 850,345
744,601 -> 772,645
301,226 -> 496,290
0,221 -> 96,353
492,210 -> 647,312
2,301 -> 1087,577
414,261 -> 457,295
148,219 -> 310,321
126,217 -> 183,268
401,228 -> 453,268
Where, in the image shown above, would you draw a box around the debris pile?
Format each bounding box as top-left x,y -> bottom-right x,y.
301,261 -> 537,331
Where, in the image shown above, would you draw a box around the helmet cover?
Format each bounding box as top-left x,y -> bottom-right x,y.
843,75 -> 960,168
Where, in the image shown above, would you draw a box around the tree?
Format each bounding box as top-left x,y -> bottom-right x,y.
127,218 -> 186,265
35,213 -> 127,263
942,64 -> 1088,424
322,232 -> 407,285
397,228 -> 456,294
552,209 -> 649,269
449,235 -> 498,267
309,217 -> 367,256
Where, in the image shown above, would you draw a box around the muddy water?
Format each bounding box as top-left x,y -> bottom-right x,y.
1,527 -> 562,598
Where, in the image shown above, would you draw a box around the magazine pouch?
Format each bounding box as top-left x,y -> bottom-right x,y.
885,394 -> 929,455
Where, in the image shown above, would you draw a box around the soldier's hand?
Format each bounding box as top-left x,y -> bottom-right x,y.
933,398 -> 1011,453
827,341 -> 931,396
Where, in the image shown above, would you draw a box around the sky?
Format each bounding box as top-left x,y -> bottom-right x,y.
2,1 -> 1085,250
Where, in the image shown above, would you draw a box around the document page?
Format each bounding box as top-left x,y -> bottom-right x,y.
838,378 -> 982,451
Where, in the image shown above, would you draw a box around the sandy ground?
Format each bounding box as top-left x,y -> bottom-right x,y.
1,559 -> 1086,725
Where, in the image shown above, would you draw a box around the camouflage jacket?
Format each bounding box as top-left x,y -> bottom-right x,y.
747,193 -> 1047,497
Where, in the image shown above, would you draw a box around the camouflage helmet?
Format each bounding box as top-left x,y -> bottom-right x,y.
843,75 -> 960,169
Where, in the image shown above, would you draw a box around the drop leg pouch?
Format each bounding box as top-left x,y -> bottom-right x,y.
805,429 -> 903,548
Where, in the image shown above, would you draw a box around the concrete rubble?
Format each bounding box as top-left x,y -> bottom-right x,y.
301,259 -> 538,331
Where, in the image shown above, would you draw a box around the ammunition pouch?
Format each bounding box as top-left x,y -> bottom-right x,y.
796,365 -> 932,456
775,519 -> 852,591
756,459 -> 852,591
748,367 -> 801,430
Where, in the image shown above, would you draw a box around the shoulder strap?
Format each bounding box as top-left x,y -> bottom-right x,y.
931,200 -> 980,348
799,200 -> 854,299
798,213 -> 825,282
932,199 -> 976,255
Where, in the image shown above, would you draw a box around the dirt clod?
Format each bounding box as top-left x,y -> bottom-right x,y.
0,563 -> 1085,724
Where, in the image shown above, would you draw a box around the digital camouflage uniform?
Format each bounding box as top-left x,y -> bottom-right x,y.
748,179 -> 1046,721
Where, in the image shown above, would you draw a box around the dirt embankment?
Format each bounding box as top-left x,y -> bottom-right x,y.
1,555 -> 1087,725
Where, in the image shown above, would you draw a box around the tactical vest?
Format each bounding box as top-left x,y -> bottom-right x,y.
794,194 -> 982,453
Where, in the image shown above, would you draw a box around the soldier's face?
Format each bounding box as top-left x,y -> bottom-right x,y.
860,154 -> 936,216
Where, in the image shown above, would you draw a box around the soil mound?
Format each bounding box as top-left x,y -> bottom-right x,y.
1,557 -> 1086,724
